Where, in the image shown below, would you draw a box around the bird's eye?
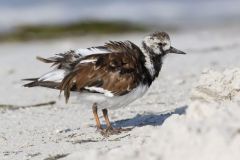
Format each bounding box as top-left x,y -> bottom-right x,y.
158,42 -> 167,46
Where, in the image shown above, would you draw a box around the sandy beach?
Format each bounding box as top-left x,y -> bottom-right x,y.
1,26 -> 240,160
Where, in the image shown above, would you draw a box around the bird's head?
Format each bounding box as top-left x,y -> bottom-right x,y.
143,32 -> 186,56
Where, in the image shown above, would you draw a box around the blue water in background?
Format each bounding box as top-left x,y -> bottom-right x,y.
0,0 -> 239,31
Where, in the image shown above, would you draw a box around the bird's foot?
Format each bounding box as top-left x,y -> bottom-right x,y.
100,127 -> 132,137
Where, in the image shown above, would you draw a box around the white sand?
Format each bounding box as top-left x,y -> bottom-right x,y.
1,27 -> 240,160
191,68 -> 240,102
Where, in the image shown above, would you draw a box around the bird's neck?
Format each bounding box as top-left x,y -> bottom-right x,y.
140,41 -> 163,80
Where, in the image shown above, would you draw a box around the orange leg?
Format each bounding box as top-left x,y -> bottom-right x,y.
102,109 -> 112,129
92,103 -> 102,130
102,108 -> 129,136
92,107 -> 132,137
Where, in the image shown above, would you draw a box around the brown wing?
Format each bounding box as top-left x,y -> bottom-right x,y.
60,41 -> 146,102
36,50 -> 80,69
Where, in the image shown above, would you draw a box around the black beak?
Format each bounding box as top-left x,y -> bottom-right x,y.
167,46 -> 186,54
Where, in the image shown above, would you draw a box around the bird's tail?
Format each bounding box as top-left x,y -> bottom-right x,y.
23,77 -> 61,89
23,78 -> 39,87
23,52 -> 79,90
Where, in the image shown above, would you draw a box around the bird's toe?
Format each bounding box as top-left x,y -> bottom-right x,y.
100,127 -> 133,137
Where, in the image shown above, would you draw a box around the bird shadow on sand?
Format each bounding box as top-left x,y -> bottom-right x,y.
111,105 -> 188,128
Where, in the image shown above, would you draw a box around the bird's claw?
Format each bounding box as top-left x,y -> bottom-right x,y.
99,127 -> 132,137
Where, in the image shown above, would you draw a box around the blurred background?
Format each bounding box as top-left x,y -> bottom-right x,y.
1,1 -> 240,159
0,0 -> 240,41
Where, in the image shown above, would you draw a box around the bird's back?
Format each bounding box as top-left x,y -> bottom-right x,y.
24,41 -> 151,103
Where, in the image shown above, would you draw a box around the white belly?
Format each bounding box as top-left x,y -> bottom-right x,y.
70,84 -> 149,110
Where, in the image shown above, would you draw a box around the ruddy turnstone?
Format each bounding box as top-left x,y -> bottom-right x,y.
24,32 -> 186,136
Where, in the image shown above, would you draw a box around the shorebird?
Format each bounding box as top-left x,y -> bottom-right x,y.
24,32 -> 186,136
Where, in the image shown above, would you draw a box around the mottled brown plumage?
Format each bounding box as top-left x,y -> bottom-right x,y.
23,32 -> 186,136
60,41 -> 149,102
36,50 -> 80,69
